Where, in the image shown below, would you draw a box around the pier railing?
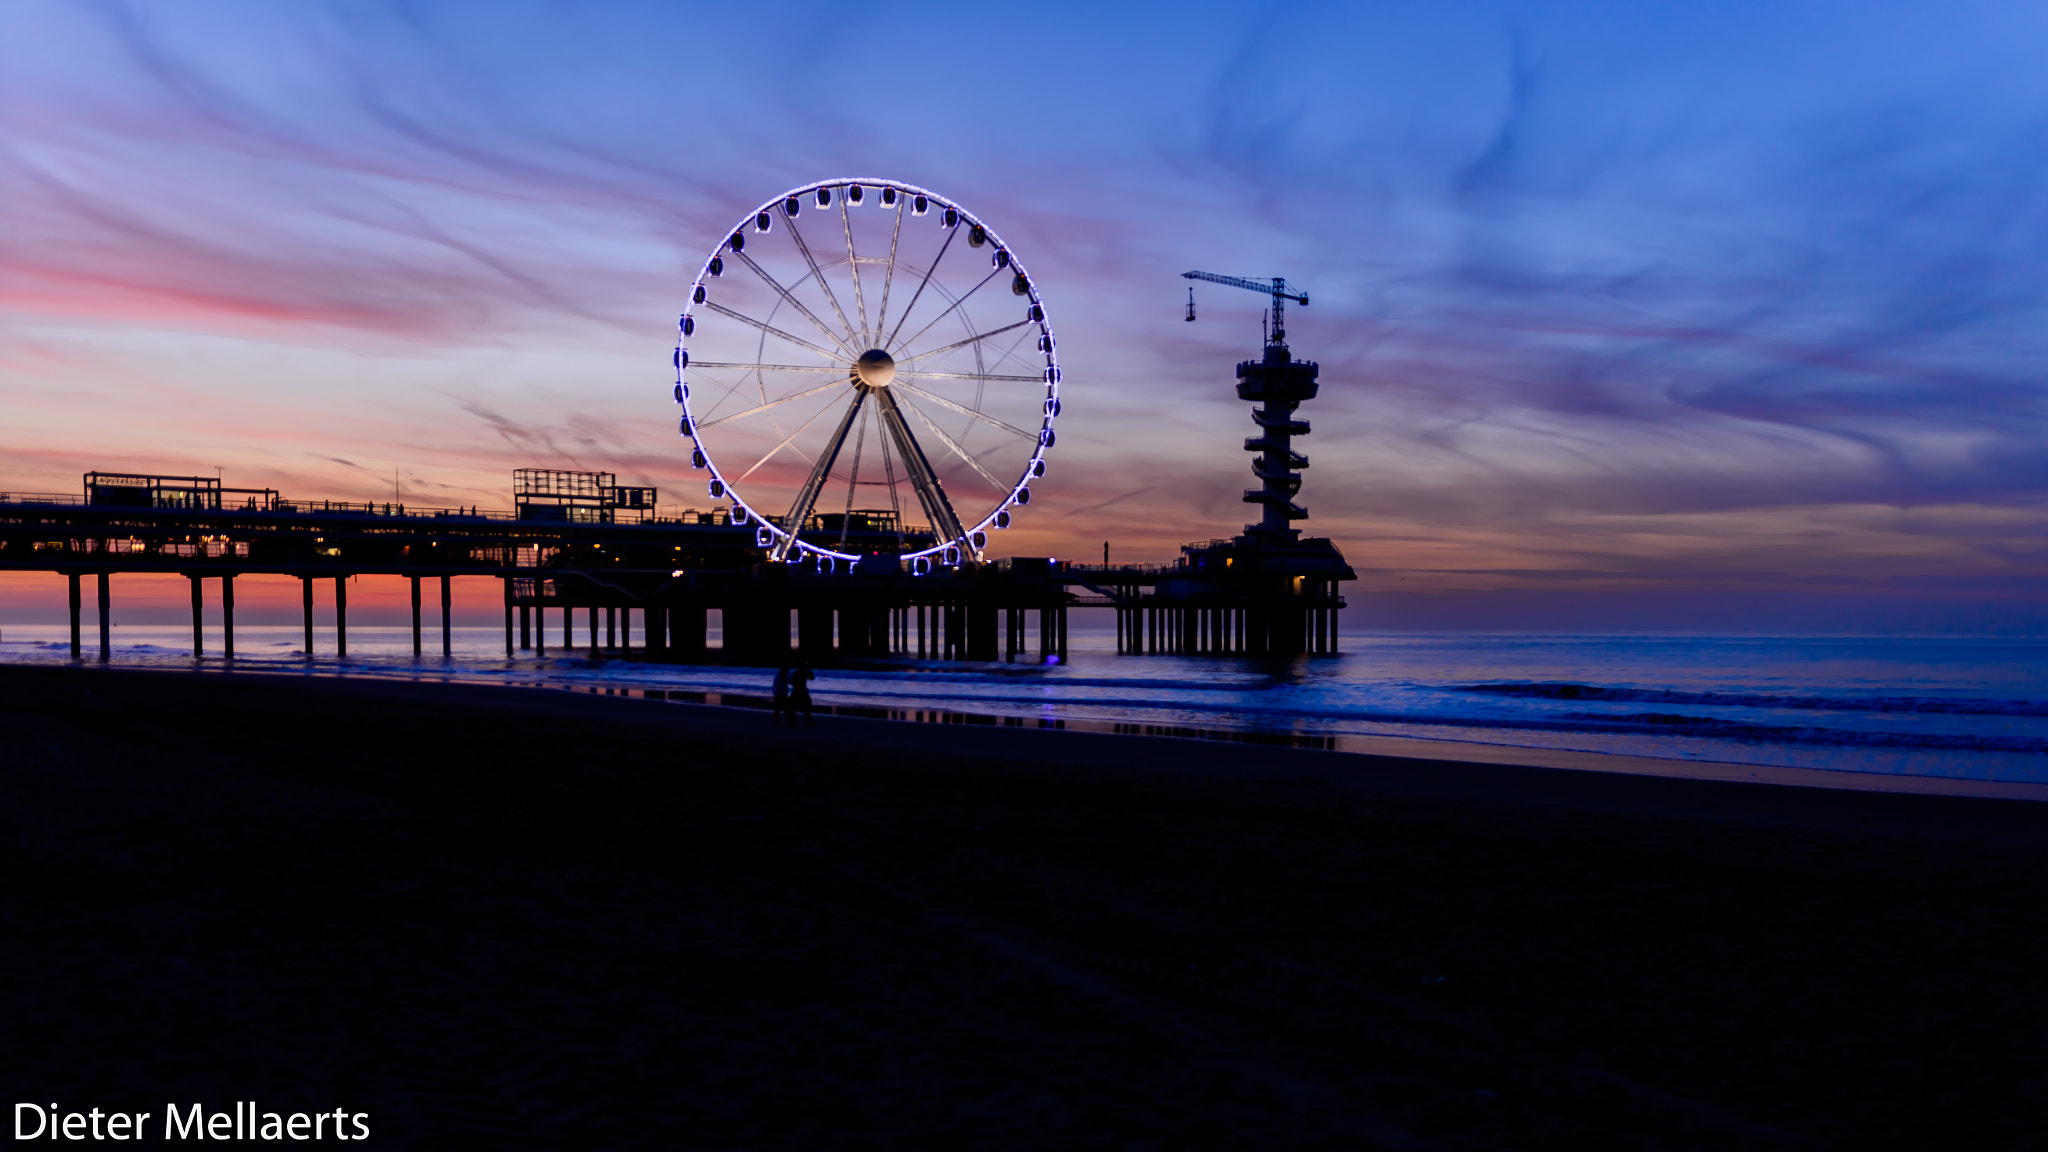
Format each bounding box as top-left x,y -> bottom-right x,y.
0,491 -> 776,529
269,500 -> 517,520
0,492 -> 86,506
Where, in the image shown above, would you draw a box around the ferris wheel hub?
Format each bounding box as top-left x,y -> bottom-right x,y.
853,348 -> 896,389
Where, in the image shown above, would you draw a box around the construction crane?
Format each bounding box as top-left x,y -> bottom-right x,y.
1182,271 -> 1308,346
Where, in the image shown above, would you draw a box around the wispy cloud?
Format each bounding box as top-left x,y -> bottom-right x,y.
7,0 -> 2048,622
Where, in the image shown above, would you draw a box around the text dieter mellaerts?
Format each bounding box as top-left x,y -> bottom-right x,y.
15,1103 -> 369,1141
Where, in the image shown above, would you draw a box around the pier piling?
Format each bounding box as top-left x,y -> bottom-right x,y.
96,572 -> 109,662
68,573 -> 81,660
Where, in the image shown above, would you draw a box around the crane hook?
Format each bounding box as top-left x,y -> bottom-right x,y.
1184,286 -> 1196,322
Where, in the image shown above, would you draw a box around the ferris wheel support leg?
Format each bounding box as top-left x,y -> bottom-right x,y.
872,387 -> 966,549
772,386 -> 869,563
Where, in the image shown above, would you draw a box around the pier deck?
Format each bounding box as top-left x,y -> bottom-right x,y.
2,471 -> 1346,664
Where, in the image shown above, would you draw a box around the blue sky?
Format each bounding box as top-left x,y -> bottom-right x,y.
6,0 -> 2048,629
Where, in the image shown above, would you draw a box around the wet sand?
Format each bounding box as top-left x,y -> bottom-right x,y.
5,664 -> 2047,1149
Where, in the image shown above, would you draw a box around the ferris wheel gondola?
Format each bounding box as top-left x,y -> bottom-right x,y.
673,178 -> 1059,569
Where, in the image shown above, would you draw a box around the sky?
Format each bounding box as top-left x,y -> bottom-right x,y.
5,0 -> 2048,631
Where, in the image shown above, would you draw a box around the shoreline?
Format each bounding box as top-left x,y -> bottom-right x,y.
26,662 -> 2048,852
51,658 -> 2048,805
10,625 -> 2048,800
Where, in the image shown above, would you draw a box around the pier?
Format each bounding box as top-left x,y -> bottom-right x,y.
1,465 -> 1345,664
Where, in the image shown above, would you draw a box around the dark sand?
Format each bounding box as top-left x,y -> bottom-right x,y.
5,664 -> 2047,1150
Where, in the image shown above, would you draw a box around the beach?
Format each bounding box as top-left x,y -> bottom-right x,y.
5,664 -> 2046,1149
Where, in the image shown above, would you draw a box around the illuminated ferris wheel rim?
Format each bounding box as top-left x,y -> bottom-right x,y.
673,177 -> 1061,568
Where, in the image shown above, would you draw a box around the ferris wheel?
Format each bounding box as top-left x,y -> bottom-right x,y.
672,178 -> 1059,569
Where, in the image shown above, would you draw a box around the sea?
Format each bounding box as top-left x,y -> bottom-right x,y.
7,621 -> 2048,787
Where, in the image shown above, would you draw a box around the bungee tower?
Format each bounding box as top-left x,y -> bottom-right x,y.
1132,272 -> 1352,656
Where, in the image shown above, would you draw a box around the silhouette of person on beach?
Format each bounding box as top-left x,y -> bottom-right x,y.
771,666 -> 790,726
791,663 -> 815,726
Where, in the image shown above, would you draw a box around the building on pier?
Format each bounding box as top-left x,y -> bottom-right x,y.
1081,321 -> 1354,656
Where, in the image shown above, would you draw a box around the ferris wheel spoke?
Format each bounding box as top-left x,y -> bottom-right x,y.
892,382 -> 1037,440
892,266 -> 1005,357
841,197 -> 870,344
990,322 -> 1041,372
702,302 -> 845,361
698,378 -> 849,430
692,361 -> 850,374
898,394 -> 1008,492
875,198 -> 905,342
736,393 -> 847,482
883,221 -> 961,351
898,319 -> 1035,366
783,208 -> 860,347
896,370 -> 1043,383
732,250 -> 857,357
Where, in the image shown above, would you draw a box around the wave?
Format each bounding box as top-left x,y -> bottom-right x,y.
820,667 -> 1272,693
1457,682 -> 2048,717
817,687 -> 2048,755
1551,711 -> 2048,753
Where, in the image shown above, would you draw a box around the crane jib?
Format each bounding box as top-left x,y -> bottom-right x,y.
1181,271 -> 1308,345
1180,271 -> 1307,305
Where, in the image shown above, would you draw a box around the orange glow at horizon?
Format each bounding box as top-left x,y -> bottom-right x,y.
0,571 -> 515,627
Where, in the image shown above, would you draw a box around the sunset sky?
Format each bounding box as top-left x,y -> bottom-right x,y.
6,0 -> 2048,630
